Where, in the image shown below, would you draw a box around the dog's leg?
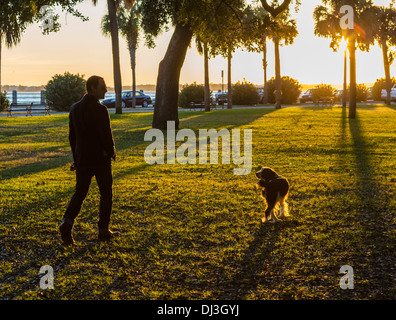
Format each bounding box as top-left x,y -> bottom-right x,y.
262,192 -> 278,224
269,208 -> 278,222
262,208 -> 277,223
279,199 -> 289,218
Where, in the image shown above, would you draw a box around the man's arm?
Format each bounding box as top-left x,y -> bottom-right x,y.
99,106 -> 116,160
69,113 -> 76,162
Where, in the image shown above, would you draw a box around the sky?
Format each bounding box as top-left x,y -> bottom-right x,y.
1,0 -> 395,88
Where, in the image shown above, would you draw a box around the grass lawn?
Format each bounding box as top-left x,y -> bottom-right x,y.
0,105 -> 395,300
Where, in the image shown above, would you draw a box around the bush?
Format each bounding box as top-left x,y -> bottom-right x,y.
232,80 -> 259,105
0,91 -> 10,112
311,84 -> 336,103
267,76 -> 302,104
178,82 -> 205,108
355,84 -> 369,102
343,84 -> 370,102
371,77 -> 396,101
45,72 -> 86,111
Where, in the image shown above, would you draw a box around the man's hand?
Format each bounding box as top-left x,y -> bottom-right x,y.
70,163 -> 76,171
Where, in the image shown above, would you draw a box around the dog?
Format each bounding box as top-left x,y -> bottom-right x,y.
256,167 -> 290,223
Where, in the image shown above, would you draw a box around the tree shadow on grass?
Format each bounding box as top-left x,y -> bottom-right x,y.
346,114 -> 395,298
333,106 -> 395,298
1,108 -> 274,182
1,107 -> 283,298
212,219 -> 301,300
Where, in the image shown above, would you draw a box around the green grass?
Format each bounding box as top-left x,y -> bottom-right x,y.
0,105 -> 395,299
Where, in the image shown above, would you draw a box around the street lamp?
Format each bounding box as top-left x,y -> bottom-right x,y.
221,70 -> 224,94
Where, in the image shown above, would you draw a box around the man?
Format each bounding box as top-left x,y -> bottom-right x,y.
59,75 -> 117,245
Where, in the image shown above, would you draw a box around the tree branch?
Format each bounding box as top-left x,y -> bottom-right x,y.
260,0 -> 292,18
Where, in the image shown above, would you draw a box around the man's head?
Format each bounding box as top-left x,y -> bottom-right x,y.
86,76 -> 107,100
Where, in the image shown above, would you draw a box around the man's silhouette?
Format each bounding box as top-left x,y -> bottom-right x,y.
59,75 -> 117,245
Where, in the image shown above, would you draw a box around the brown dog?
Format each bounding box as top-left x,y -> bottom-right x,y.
256,167 -> 289,223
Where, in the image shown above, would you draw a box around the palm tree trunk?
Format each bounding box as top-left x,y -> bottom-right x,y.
0,34 -> 2,92
381,39 -> 391,106
262,34 -> 268,104
204,41 -> 210,112
128,36 -> 137,108
227,48 -> 232,109
342,49 -> 347,108
274,36 -> 282,109
348,36 -> 356,119
152,23 -> 193,130
107,0 -> 122,114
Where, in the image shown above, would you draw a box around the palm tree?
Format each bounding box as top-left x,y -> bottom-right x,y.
93,0 -> 135,114
269,13 -> 297,109
243,6 -> 271,104
102,1 -> 140,108
195,36 -> 211,112
372,6 -> 396,105
258,1 -> 297,109
313,1 -> 375,119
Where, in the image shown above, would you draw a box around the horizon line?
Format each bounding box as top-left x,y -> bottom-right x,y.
1,82 -> 375,88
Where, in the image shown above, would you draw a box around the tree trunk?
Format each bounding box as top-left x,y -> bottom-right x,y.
152,23 -> 193,130
262,34 -> 268,104
227,48 -> 232,109
348,36 -> 356,119
204,41 -> 210,112
342,49 -> 347,108
274,36 -> 282,109
381,39 -> 391,106
128,36 -> 137,108
107,0 -> 122,114
0,34 -> 2,92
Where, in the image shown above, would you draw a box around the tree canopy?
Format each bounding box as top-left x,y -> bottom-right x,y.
0,0 -> 87,46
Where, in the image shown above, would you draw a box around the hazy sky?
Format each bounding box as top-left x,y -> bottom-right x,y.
2,0 -> 395,87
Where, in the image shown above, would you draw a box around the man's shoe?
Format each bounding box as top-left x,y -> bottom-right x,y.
98,229 -> 120,241
59,220 -> 74,246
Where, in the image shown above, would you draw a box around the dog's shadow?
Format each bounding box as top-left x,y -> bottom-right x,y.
218,218 -> 300,299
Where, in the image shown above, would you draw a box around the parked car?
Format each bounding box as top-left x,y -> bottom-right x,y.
367,86 -> 373,100
381,84 -> 396,102
335,89 -> 344,102
256,86 -> 265,103
299,89 -> 313,103
101,90 -> 152,108
215,89 -> 228,105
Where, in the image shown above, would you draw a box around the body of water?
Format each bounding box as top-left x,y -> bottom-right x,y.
5,91 -> 156,104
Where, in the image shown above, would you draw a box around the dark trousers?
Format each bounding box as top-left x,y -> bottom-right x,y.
64,164 -> 113,229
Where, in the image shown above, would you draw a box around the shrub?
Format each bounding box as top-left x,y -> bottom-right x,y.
45,72 -> 86,111
355,83 -> 369,102
371,77 -> 396,101
311,84 -> 336,103
178,82 -> 205,108
0,91 -> 10,112
267,76 -> 302,104
343,84 -> 370,102
232,80 -> 259,105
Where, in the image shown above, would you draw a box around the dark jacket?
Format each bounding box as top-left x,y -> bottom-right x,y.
69,94 -> 116,167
